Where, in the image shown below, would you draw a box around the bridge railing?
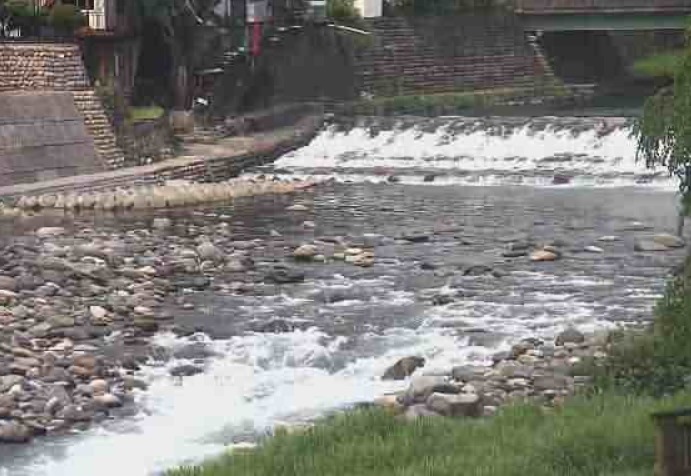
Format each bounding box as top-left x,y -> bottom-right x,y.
515,0 -> 691,13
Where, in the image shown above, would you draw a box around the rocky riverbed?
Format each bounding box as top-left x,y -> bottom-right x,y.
0,179 -> 320,444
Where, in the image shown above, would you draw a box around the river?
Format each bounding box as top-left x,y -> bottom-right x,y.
0,115 -> 686,475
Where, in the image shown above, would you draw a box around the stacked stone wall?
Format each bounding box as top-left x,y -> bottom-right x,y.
356,15 -> 556,96
0,42 -> 125,170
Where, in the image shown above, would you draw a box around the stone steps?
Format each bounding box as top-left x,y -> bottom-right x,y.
354,15 -> 555,97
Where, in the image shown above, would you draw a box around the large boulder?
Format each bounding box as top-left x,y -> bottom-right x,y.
652,233 -> 685,249
404,376 -> 459,404
426,392 -> 482,417
555,327 -> 585,346
382,356 -> 426,380
634,239 -> 669,252
530,249 -> 559,262
197,242 -> 224,263
292,244 -> 319,261
0,422 -> 31,443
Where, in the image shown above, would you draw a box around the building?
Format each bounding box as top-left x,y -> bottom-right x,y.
75,0 -> 139,108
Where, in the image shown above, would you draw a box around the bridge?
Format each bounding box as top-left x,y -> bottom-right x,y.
515,0 -> 691,30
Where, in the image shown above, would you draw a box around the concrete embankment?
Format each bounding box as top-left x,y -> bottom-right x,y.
0,115 -> 323,212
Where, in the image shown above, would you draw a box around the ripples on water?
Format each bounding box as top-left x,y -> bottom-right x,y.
2,116 -> 686,476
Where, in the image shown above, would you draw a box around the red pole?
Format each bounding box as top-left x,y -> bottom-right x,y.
251,21 -> 262,56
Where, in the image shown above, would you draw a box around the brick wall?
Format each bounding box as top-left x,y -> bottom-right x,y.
356,15 -> 555,96
0,42 -> 125,170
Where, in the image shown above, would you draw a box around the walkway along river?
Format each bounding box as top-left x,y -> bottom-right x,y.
0,115 -> 687,475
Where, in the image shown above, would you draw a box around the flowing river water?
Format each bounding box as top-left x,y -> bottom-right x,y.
0,115 -> 687,475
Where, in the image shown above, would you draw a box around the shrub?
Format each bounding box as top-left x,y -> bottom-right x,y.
3,0 -> 46,34
590,257 -> 691,396
48,3 -> 85,34
631,51 -> 684,80
327,0 -> 361,25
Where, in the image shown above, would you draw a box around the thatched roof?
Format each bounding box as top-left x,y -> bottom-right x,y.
0,92 -> 104,186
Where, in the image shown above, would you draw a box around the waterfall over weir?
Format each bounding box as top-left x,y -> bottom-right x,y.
269,116 -> 672,188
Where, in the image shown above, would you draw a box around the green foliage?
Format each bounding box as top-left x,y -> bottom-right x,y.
128,105 -> 165,123
327,0 -> 361,25
169,392 -> 691,476
48,3 -> 85,33
345,86 -> 563,116
1,0 -> 46,35
631,50 -> 684,80
386,0 -> 508,16
634,31 -> 691,202
588,258 -> 691,396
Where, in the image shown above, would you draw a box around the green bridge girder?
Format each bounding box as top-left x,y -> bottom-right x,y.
520,12 -> 691,31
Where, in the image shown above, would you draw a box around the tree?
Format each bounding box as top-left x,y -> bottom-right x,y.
634,30 -> 691,237
136,0 -> 219,109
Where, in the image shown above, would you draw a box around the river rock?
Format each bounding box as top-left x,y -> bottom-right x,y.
0,276 -> 17,292
196,242 -> 224,263
286,204 -> 309,211
0,375 -> 24,392
152,218 -> 173,230
530,249 -> 559,262
265,267 -> 305,284
426,392 -> 482,417
555,327 -> 585,346
89,379 -> 109,395
170,364 -> 203,377
403,403 -> 441,420
292,244 -> 319,260
402,233 -> 430,243
173,342 -> 216,360
382,356 -> 425,380
35,227 -> 66,238
634,239 -> 669,252
255,319 -> 295,333
404,376 -> 459,404
584,246 -> 604,253
652,233 -> 685,248
93,393 -> 122,408
0,422 -> 31,443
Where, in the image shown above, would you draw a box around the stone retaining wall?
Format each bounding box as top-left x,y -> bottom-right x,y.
356,15 -> 556,96
0,43 -> 90,92
0,42 -> 125,170
0,116 -> 323,201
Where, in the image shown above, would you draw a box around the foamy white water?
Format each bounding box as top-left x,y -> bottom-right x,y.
269,117 -> 674,188
14,324 -> 493,476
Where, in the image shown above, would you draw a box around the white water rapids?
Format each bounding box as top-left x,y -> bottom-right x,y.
268,116 -> 674,188
0,116 -> 681,476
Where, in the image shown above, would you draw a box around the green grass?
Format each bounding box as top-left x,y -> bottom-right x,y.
343,84 -> 569,116
631,50 -> 684,79
127,105 -> 165,123
168,392 -> 691,476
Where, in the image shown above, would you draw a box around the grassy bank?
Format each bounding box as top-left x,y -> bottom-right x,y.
170,392 -> 691,476
631,50 -> 683,80
340,85 -> 570,117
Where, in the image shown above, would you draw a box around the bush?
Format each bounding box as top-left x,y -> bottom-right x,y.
48,3 -> 85,34
3,0 -> 46,35
327,0 -> 361,25
589,257 -> 691,396
631,51 -> 684,80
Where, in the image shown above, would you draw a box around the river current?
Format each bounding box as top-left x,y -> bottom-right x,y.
0,115 -> 686,475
